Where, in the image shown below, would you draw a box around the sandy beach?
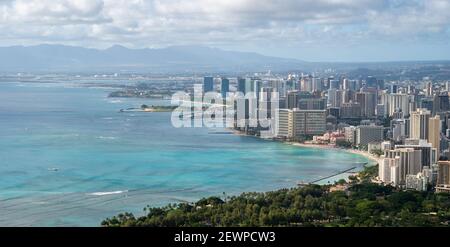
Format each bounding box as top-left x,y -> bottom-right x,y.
287,142 -> 381,184
230,130 -> 381,165
290,142 -> 381,165
230,131 -> 381,184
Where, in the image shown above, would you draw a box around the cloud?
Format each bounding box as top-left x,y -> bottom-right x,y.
0,0 -> 449,59
2,0 -> 108,24
368,0 -> 450,37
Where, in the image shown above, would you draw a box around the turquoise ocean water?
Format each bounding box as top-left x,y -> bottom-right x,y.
0,80 -> 369,226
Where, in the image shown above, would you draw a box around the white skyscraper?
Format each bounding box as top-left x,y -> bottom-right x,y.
410,108 -> 431,140
381,93 -> 410,117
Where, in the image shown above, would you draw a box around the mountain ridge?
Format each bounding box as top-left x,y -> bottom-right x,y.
0,44 -> 305,72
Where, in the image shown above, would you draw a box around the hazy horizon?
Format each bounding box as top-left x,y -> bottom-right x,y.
1,43 -> 450,64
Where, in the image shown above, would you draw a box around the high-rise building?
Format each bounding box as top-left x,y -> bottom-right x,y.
379,157 -> 400,186
396,139 -> 436,168
351,80 -> 359,91
328,89 -> 343,108
381,93 -> 410,117
278,97 -> 286,109
429,115 -> 441,155
441,111 -> 450,130
420,97 -> 434,114
329,79 -> 340,90
277,109 -> 326,138
327,107 -> 340,119
355,92 -> 376,117
425,81 -> 433,97
254,80 -> 262,99
220,77 -> 230,98
325,76 -> 333,89
438,161 -> 450,186
392,109 -> 404,120
237,77 -> 246,94
278,109 -> 293,138
340,102 -> 361,118
286,91 -> 299,109
435,93 -> 449,113
298,98 -> 326,110
409,101 -> 417,115
383,148 -> 423,186
342,89 -> 354,104
342,78 -> 350,90
365,76 -> 378,88
391,119 -> 407,142
311,77 -> 323,92
292,109 -> 326,136
269,80 -> 287,98
342,79 -> 359,91
408,85 -> 416,94
437,161 -> 450,192
300,75 -> 313,92
244,77 -> 260,95
376,104 -> 385,117
355,125 -> 384,148
259,87 -> 275,120
203,76 -> 214,92
390,84 -> 398,94
410,108 -> 431,140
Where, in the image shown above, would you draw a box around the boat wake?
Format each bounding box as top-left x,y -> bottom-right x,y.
88,190 -> 128,196
97,136 -> 117,140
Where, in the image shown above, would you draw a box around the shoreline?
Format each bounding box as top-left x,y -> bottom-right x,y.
288,142 -> 380,184
229,130 -> 380,165
230,129 -> 380,185
289,142 -> 380,165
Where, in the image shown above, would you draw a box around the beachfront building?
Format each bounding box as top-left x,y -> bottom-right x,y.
278,109 -> 293,138
355,125 -> 384,149
293,109 -> 327,136
277,109 -> 326,139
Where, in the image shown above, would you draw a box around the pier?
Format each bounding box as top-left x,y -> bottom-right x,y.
297,162 -> 368,186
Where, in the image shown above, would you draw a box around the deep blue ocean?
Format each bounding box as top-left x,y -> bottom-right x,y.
0,80 -> 369,226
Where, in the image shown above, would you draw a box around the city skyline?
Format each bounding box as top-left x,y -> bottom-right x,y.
0,0 -> 450,62
3,0 -> 450,231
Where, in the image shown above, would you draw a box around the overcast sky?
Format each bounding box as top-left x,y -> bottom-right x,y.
1,0 -> 450,62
